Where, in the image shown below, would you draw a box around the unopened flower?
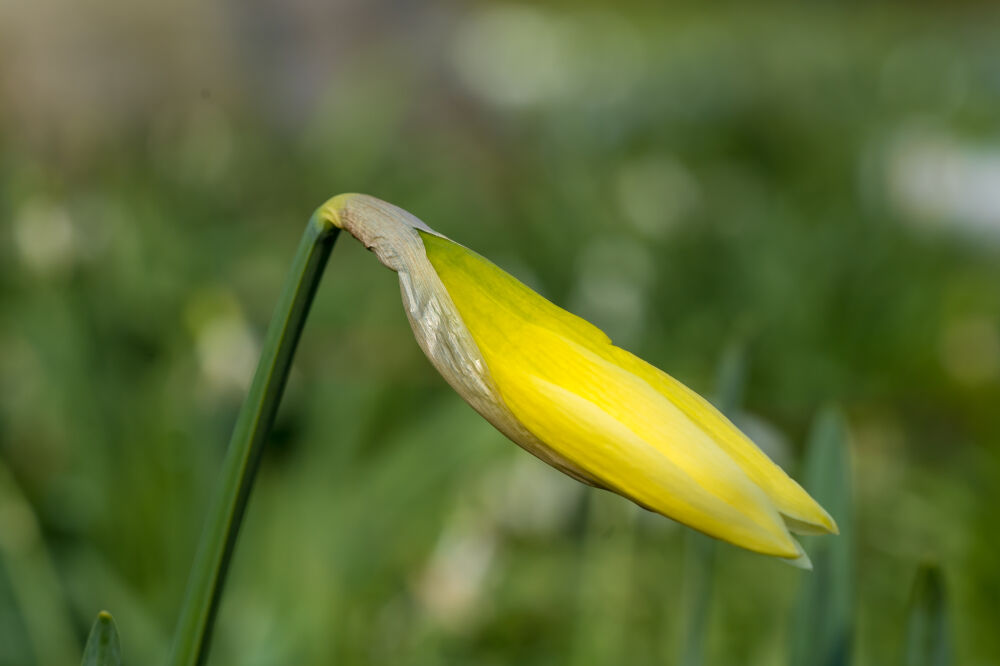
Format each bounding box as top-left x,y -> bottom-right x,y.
320,194 -> 836,566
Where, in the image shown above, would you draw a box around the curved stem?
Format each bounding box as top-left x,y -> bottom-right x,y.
169,211 -> 340,666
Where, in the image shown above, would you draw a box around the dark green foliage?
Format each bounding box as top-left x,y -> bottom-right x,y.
904,566 -> 951,666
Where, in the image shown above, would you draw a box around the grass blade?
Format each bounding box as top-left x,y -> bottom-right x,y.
904,565 -> 950,666
81,611 -> 122,666
676,341 -> 747,666
789,407 -> 853,666
570,495 -> 638,666
678,531 -> 716,666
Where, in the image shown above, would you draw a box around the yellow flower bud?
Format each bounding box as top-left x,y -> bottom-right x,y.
320,193 -> 836,566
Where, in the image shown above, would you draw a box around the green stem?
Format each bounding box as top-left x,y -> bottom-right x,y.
168,210 -> 340,666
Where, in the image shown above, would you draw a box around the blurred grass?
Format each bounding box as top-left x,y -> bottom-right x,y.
904,565 -> 951,666
1,1 -> 1000,664
677,342 -> 746,666
0,460 -> 77,665
789,408 -> 854,666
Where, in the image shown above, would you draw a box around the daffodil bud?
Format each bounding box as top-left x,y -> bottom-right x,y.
319,193 -> 837,566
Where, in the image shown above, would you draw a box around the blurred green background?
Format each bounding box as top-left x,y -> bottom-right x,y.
1,1 -> 999,664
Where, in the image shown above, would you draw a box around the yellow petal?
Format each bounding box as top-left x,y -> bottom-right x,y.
420,230 -> 834,555
497,326 -> 800,556
606,346 -> 838,535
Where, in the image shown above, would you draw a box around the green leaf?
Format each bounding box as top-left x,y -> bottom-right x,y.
81,611 -> 122,666
676,341 -> 746,666
904,565 -> 951,666
789,407 -> 854,666
678,530 -> 717,666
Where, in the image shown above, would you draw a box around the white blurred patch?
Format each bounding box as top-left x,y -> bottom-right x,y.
450,6 -> 643,109
616,155 -> 701,238
13,199 -> 77,275
734,411 -> 793,471
184,289 -> 259,396
940,315 -> 1000,386
479,453 -> 583,536
414,508 -> 496,630
451,6 -> 572,108
887,128 -> 1000,237
569,236 -> 654,346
